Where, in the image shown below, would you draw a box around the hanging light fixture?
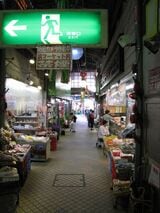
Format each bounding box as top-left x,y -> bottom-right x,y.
37,86 -> 42,90
29,59 -> 35,64
29,80 -> 33,85
72,48 -> 83,60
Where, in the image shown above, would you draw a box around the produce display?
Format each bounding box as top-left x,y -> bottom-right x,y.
103,135 -> 135,208
0,128 -> 13,147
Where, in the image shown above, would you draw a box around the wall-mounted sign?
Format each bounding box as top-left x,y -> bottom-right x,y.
148,163 -> 160,189
0,9 -> 108,48
36,45 -> 72,70
148,66 -> 160,94
145,0 -> 158,40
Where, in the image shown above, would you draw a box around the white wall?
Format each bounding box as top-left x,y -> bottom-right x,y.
5,78 -> 43,115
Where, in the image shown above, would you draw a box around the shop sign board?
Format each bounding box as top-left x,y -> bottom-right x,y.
145,0 -> 158,40
148,66 -> 160,94
36,45 -> 72,70
148,162 -> 160,189
100,45 -> 123,90
0,9 -> 108,48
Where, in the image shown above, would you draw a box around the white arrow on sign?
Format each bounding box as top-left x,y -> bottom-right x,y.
4,20 -> 27,36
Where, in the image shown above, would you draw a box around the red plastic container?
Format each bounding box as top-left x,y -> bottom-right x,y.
50,136 -> 57,151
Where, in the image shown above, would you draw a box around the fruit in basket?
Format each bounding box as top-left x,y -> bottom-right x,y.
25,135 -> 33,140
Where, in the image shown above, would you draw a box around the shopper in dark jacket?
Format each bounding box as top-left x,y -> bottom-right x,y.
89,110 -> 94,130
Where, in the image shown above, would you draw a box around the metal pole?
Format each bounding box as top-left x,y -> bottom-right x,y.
134,0 -> 144,186
0,49 -> 6,128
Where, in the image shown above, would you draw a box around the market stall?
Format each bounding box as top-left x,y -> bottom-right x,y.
15,134 -> 50,161
0,128 -> 32,211
103,135 -> 135,209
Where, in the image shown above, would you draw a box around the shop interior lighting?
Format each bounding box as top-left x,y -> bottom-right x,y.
45,72 -> 49,76
29,59 -> 35,64
126,83 -> 134,91
111,91 -> 118,96
80,80 -> 87,88
110,83 -> 119,89
29,80 -> 33,85
120,73 -> 133,84
37,86 -> 42,90
6,78 -> 41,93
56,82 -> 71,90
50,98 -> 56,104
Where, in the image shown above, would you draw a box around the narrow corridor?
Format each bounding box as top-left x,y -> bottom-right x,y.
16,115 -> 126,213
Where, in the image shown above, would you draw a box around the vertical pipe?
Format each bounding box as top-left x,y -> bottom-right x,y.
0,49 -> 6,128
134,0 -> 144,186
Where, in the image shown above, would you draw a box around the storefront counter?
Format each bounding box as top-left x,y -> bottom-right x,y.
16,136 -> 50,162
15,145 -> 31,186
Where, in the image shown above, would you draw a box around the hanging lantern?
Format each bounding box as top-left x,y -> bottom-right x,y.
129,92 -> 136,99
130,113 -> 137,124
80,71 -> 87,80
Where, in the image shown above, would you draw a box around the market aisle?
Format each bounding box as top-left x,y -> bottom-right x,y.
16,114 -> 125,213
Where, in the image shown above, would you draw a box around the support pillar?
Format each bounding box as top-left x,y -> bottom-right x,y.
134,0 -> 144,186
0,49 -> 6,128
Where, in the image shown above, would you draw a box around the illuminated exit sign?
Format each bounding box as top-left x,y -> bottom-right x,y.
0,9 -> 108,48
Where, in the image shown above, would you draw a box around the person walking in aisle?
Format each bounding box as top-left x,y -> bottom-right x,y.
69,112 -> 77,132
89,110 -> 94,130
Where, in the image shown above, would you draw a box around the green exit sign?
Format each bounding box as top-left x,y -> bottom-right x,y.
0,9 -> 108,48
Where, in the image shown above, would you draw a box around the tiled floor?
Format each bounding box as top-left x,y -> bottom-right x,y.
15,115 -> 127,213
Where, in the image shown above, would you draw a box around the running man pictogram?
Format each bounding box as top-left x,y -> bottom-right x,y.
41,14 -> 61,44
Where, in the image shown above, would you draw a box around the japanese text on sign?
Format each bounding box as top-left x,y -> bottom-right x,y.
36,45 -> 72,70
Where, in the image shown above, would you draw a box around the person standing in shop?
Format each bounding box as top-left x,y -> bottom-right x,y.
97,120 -> 110,148
102,109 -> 114,131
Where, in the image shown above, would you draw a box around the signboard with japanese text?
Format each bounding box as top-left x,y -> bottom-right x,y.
148,66 -> 160,94
148,163 -> 160,188
36,45 -> 72,70
0,9 -> 108,48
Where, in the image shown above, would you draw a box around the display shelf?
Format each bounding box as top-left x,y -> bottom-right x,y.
108,106 -> 126,114
13,116 -> 39,135
15,115 -> 38,121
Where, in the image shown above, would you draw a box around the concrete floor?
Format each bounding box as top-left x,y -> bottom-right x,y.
15,114 -> 126,213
